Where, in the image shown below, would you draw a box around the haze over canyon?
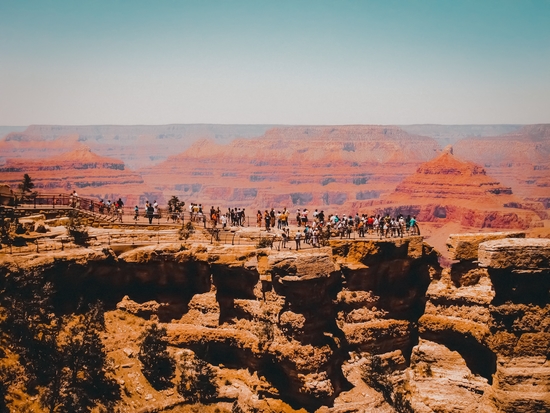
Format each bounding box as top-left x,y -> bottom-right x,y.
1,123 -> 549,249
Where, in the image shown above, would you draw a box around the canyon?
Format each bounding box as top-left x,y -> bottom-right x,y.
0,227 -> 548,412
0,146 -> 160,207
354,146 -> 547,233
0,124 -> 549,244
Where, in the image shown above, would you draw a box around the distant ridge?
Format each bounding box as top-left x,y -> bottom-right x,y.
0,126 -> 27,139
399,124 -> 524,146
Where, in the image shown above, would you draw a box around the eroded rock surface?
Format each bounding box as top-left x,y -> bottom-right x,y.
412,236 -> 550,413
1,234 -> 548,412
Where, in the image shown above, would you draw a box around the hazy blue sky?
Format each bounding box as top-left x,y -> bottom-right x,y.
0,0 -> 549,125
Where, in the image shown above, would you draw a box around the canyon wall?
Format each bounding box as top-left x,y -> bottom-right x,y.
1,233 -> 548,412
0,124 -> 273,169
0,146 -> 161,206
453,124 -> 550,205
352,147 -> 546,229
1,124 -> 548,234
139,125 -> 440,209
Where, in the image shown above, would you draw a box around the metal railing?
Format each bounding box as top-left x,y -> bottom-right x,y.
3,192 -> 422,254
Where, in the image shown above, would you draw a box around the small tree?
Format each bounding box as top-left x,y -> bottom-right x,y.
42,302 -> 119,413
17,174 -> 36,202
138,323 -> 175,390
168,196 -> 185,213
177,354 -> 218,403
18,173 -> 35,193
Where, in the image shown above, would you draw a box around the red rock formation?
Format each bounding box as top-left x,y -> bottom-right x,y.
354,147 -> 545,229
0,124 -> 273,169
453,124 -> 550,203
0,146 -> 160,206
140,125 -> 440,208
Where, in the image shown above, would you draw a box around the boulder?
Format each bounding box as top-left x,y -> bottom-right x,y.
446,231 -> 525,261
19,214 -> 46,223
44,216 -> 70,227
478,238 -> 550,271
116,295 -> 169,319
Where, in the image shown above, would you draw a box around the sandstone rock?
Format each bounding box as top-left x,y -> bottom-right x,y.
116,295 -> 168,319
19,214 -> 46,223
44,216 -> 70,226
342,319 -> 411,353
492,356 -> 550,413
4,233 -> 550,411
446,231 -> 525,261
372,149 -> 542,230
140,125 -> 439,209
405,339 -> 496,413
453,124 -> 550,200
426,268 -> 495,305
478,238 -> 550,271
123,347 -> 134,358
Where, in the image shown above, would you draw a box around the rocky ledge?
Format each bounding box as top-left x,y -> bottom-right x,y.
1,233 -> 548,412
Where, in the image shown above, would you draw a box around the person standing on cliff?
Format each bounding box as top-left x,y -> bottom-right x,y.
270,208 -> 276,228
264,210 -> 270,231
295,230 -> 302,250
410,216 -> 420,235
147,203 -> 154,224
281,230 -> 288,249
257,210 -> 262,227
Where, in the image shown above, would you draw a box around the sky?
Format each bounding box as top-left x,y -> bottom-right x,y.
0,0 -> 549,126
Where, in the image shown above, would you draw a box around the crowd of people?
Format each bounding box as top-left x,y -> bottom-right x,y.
256,208 -> 419,238
69,193 -> 421,245
247,208 -> 420,250
95,198 -> 125,222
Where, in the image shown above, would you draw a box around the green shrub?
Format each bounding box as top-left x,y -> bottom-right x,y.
138,323 -> 175,390
256,237 -> 273,248
179,222 -> 195,240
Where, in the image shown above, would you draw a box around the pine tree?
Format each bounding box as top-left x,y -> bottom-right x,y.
0,270 -> 58,388
18,173 -> 34,193
17,173 -> 36,202
138,323 -> 175,389
41,303 -> 119,413
168,196 -> 184,212
0,273 -> 119,412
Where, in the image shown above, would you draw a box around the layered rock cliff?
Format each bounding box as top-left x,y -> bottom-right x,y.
0,124 -> 273,169
355,147 -> 546,229
453,124 -> 550,204
409,233 -> 550,413
1,231 -> 548,412
140,125 -> 440,208
0,146 -> 160,206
